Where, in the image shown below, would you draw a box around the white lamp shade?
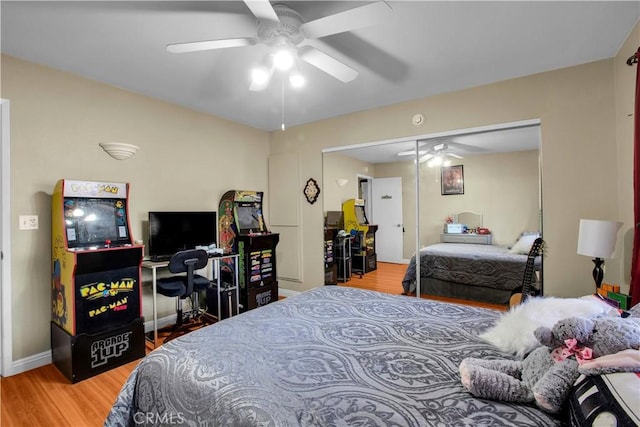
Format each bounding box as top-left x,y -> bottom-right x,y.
577,219 -> 622,259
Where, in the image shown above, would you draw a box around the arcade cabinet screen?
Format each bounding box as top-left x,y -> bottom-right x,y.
355,205 -> 369,225
65,198 -> 130,248
235,205 -> 263,233
148,211 -> 217,259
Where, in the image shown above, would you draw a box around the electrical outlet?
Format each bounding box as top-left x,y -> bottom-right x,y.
19,215 -> 38,230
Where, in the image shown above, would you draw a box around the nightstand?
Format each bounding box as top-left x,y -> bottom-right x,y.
440,233 -> 492,245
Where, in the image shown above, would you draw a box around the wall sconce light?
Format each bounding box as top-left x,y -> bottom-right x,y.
99,142 -> 139,160
336,179 -> 349,188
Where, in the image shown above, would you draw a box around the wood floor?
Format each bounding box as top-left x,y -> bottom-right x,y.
0,262 -> 505,426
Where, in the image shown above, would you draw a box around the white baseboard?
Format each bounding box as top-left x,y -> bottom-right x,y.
143,314 -> 177,333
6,350 -> 52,377
279,288 -> 300,298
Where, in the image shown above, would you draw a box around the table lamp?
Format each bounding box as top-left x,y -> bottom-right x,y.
576,219 -> 622,289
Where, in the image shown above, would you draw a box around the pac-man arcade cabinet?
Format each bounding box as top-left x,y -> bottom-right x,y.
218,190 -> 279,312
51,179 -> 145,383
342,198 -> 378,274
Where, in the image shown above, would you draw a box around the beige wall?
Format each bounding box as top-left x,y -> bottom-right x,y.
271,57 -> 627,299
322,152 -> 374,212
2,55 -> 270,360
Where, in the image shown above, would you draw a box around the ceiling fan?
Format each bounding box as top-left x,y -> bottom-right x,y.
166,0 -> 392,91
419,143 -> 464,167
397,142 -> 471,167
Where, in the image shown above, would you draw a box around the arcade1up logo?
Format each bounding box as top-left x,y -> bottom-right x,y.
91,331 -> 131,368
255,289 -> 272,306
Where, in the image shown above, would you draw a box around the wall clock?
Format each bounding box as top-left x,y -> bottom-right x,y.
303,178 -> 320,204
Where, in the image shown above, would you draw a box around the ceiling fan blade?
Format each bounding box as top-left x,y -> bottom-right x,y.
243,0 -> 279,22
397,150 -> 427,157
448,153 -> 464,159
301,1 -> 392,39
298,46 -> 358,82
167,38 -> 256,54
447,141 -> 488,153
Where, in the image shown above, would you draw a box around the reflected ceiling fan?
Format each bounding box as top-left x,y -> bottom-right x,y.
397,141 -> 478,167
166,0 -> 392,91
419,143 -> 463,167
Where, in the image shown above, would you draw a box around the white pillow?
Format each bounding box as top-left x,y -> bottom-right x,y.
509,233 -> 540,254
479,296 -> 618,358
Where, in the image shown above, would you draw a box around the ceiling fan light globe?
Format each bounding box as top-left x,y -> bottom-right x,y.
273,49 -> 294,70
251,67 -> 269,84
427,155 -> 443,168
289,73 -> 305,88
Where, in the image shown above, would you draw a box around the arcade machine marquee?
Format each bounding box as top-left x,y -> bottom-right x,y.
51,179 -> 145,383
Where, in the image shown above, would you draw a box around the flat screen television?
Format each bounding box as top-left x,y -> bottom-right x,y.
148,211 -> 217,260
64,197 -> 130,248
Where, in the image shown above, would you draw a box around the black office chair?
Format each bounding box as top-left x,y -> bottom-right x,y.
157,249 -> 211,342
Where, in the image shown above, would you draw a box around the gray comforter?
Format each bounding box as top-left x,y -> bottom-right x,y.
105,286 -> 560,426
402,243 -> 540,294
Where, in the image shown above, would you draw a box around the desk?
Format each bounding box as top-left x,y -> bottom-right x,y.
142,253 -> 240,348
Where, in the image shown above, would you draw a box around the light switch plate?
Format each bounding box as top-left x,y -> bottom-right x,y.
19,215 -> 38,230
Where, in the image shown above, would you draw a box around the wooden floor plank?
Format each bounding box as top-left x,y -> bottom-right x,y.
1,262 -> 504,426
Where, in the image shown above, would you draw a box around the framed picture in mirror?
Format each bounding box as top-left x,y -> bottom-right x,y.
441,165 -> 464,195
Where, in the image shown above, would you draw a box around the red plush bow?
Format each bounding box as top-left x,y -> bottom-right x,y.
551,338 -> 593,365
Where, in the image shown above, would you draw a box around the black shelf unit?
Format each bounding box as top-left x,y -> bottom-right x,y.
335,235 -> 352,282
324,228 -> 338,285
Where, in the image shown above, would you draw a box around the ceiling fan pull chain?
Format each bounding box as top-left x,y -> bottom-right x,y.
281,79 -> 286,131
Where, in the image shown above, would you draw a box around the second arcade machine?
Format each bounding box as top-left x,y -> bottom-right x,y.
342,198 -> 378,274
218,190 -> 279,312
51,179 -> 145,383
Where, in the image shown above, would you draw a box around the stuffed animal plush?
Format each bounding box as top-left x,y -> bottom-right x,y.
459,315 -> 640,413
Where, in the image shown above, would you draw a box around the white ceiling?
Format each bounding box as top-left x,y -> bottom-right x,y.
2,1 -> 638,137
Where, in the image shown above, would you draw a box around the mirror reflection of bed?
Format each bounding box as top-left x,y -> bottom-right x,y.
404,211 -> 542,305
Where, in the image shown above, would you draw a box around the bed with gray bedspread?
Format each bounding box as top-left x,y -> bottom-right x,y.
105,286 -> 559,426
402,243 -> 541,304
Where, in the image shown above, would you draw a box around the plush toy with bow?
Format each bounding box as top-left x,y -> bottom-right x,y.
459,315 -> 640,413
